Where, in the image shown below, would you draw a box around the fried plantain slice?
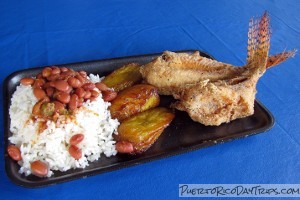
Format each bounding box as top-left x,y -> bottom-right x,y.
115,107 -> 175,153
102,63 -> 142,92
109,84 -> 160,121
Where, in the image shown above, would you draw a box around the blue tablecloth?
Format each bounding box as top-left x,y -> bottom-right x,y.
1,1 -> 299,199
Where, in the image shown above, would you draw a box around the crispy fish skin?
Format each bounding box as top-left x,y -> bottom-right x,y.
140,51 -> 241,95
102,63 -> 142,92
109,84 -> 160,121
115,107 -> 174,153
173,72 -> 258,126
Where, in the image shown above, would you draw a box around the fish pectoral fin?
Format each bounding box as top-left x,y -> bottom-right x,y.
171,101 -> 185,111
267,49 -> 297,69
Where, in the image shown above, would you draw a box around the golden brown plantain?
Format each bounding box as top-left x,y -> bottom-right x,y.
102,63 -> 142,92
109,84 -> 160,121
115,107 -> 175,153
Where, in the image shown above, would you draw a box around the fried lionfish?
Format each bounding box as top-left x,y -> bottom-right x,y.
140,12 -> 296,126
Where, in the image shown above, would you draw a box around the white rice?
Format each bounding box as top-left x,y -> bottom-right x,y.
9,74 -> 119,177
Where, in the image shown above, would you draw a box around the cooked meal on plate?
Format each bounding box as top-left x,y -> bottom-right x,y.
6,12 -> 295,178
8,66 -> 174,177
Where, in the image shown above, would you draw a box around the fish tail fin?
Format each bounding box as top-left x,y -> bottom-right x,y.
266,49 -> 297,69
246,11 -> 271,70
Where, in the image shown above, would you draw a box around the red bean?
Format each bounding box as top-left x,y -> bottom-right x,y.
95,82 -> 109,91
78,98 -> 84,107
65,85 -> 73,94
20,77 -> 35,86
91,90 -> 99,98
47,74 -> 60,81
75,75 -> 87,84
52,80 -> 70,92
83,90 -> 91,99
60,67 -> 69,72
32,102 -> 41,115
33,88 -> 46,100
69,94 -> 78,110
75,87 -> 85,98
51,67 -> 61,75
60,75 -> 69,82
52,89 -> 60,99
62,70 -> 76,77
43,82 -> 51,89
116,141 -> 134,154
33,79 -> 45,88
102,90 -> 117,101
7,145 -> 22,161
82,83 -> 95,90
89,96 -> 97,102
42,67 -> 52,77
70,134 -> 84,145
53,101 -> 65,113
30,160 -> 48,177
56,92 -> 70,104
68,77 -> 82,88
79,71 -> 87,78
46,87 -> 54,97
69,145 -> 82,160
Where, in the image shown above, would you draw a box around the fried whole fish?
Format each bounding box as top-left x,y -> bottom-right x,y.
140,13 -> 295,97
140,12 -> 296,126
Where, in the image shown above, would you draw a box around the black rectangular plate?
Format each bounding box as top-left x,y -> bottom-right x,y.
3,50 -> 274,188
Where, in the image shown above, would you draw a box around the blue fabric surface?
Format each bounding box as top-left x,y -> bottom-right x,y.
1,0 -> 299,199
